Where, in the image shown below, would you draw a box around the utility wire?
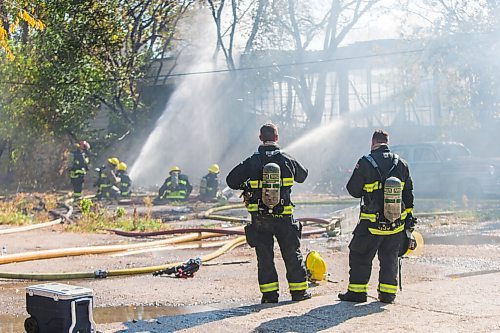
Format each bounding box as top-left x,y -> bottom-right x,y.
0,47 -> 426,87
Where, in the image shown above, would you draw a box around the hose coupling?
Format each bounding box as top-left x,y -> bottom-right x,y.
94,269 -> 108,279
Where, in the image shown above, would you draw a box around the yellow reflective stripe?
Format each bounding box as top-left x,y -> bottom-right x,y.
250,178 -> 294,188
249,180 -> 261,188
348,283 -> 368,293
378,283 -> 398,294
368,224 -> 405,235
289,281 -> 308,291
282,206 -> 293,215
360,212 -> 377,223
247,204 -> 259,212
363,181 -> 381,192
179,180 -> 187,185
404,207 -> 413,214
260,282 -> 279,293
401,181 -> 405,190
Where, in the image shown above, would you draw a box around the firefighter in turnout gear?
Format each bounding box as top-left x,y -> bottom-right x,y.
226,123 -> 311,304
116,162 -> 132,197
199,164 -> 220,202
158,166 -> 193,201
96,157 -> 120,200
338,129 -> 415,304
68,141 -> 90,200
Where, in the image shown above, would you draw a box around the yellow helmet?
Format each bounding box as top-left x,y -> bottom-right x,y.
107,157 -> 120,166
305,251 -> 327,282
117,162 -> 127,171
208,164 -> 220,174
400,230 -> 424,257
169,166 -> 181,173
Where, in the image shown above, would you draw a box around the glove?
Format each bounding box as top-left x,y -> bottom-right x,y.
405,214 -> 417,231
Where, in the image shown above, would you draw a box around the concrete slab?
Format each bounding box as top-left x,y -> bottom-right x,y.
100,271 -> 500,332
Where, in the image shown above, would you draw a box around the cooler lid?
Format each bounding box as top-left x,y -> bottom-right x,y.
27,283 -> 93,300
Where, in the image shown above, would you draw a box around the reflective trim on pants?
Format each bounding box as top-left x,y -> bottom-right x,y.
289,281 -> 308,291
259,282 -> 279,293
378,283 -> 397,294
348,283 -> 368,293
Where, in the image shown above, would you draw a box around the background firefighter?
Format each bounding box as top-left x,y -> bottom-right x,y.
199,164 -> 220,202
157,166 -> 193,201
226,123 -> 311,304
95,157 -> 121,200
116,162 -> 132,197
68,140 -> 90,200
338,129 -> 415,304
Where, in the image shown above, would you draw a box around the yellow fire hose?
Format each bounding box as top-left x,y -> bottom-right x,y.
0,227 -> 244,266
0,236 -> 246,280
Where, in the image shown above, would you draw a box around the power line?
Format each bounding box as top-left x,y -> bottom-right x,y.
0,47 -> 426,87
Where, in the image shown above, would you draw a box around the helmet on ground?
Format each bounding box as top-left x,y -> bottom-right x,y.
305,251 -> 327,282
78,140 -> 90,150
399,230 -> 424,257
170,166 -> 181,174
208,164 -> 220,174
117,162 -> 127,171
107,157 -> 120,166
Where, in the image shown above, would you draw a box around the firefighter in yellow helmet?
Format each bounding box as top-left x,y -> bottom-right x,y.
157,166 -> 193,201
95,157 -> 120,200
68,140 -> 90,200
199,164 -> 220,202
226,123 -> 311,303
116,162 -> 132,197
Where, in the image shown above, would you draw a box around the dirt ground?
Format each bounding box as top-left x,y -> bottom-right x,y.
1,199 -> 500,332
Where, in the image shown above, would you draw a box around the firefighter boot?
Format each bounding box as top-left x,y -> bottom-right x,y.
378,292 -> 395,304
261,291 -> 279,304
291,290 -> 312,302
338,291 -> 367,303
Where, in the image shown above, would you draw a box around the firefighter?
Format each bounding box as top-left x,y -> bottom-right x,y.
338,129 -> 416,304
157,166 -> 193,201
116,162 -> 132,197
68,140 -> 90,200
226,123 -> 311,304
199,164 -> 220,202
96,157 -> 120,200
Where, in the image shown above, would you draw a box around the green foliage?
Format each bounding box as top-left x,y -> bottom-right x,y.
79,198 -> 94,215
69,202 -> 163,233
0,0 -> 195,189
115,206 -> 126,218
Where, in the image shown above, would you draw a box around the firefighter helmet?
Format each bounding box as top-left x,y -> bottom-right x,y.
78,140 -> 90,150
169,166 -> 181,174
107,157 -> 120,166
208,164 -> 220,174
399,230 -> 424,257
305,251 -> 327,282
117,162 -> 127,171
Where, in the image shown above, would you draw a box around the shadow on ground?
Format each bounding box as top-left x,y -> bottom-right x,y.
115,301 -> 386,333
253,301 -> 386,333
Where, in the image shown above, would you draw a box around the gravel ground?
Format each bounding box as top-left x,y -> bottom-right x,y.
0,201 -> 499,332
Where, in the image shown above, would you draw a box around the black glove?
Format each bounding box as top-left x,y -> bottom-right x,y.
405,213 -> 417,231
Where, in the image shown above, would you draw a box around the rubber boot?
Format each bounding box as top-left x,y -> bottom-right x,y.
291,290 -> 312,302
338,291 -> 367,302
261,291 -> 279,304
378,292 -> 395,304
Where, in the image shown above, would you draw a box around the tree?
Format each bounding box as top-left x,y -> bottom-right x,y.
206,0 -> 383,128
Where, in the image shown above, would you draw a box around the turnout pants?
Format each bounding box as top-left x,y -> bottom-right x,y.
347,228 -> 404,298
247,215 -> 308,295
70,177 -> 84,199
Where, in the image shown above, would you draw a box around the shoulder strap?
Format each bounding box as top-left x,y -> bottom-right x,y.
364,153 -> 399,182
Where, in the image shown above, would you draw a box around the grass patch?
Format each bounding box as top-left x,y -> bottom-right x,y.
0,193 -> 58,226
67,199 -> 165,233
